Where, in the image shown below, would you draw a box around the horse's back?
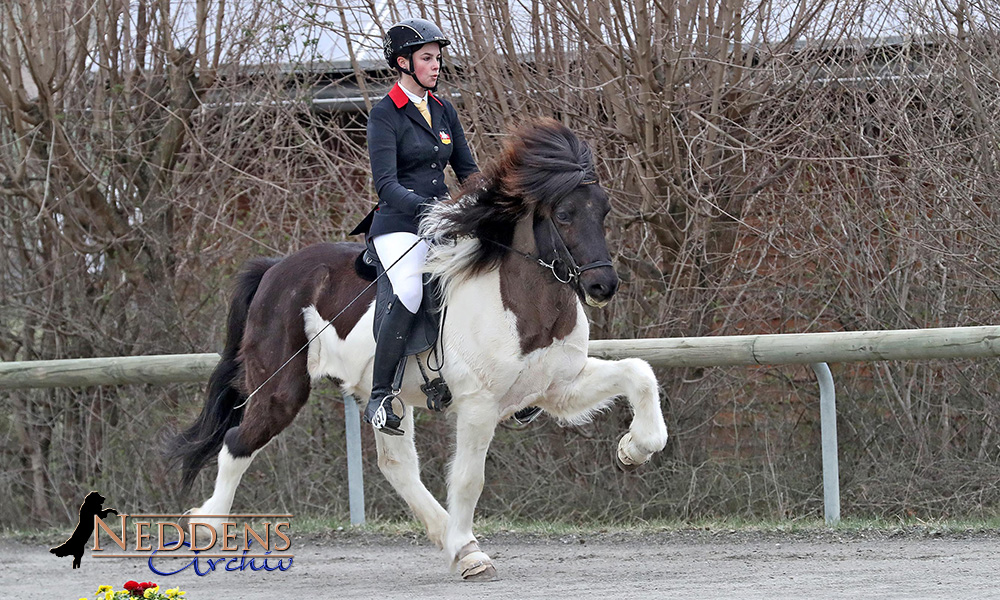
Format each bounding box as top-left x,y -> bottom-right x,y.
247,241 -> 375,348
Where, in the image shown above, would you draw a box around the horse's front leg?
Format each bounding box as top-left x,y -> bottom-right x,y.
372,403 -> 449,549
547,357 -> 667,470
445,402 -> 499,580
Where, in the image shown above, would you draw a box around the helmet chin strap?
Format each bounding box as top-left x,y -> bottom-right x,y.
403,69 -> 437,92
398,54 -> 438,92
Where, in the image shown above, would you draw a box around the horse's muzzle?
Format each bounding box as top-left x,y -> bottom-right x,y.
581,267 -> 619,308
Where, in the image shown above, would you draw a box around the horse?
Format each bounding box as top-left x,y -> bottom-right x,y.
166,117 -> 668,580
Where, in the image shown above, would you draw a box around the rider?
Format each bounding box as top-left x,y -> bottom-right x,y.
361,18 -> 478,435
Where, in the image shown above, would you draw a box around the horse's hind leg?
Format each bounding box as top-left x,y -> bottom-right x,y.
372,403 -> 449,548
188,370 -> 310,532
546,357 -> 667,469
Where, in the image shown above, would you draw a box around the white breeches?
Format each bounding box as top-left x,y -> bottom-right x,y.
373,232 -> 430,313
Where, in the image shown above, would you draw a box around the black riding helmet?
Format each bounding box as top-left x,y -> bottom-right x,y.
383,18 -> 451,91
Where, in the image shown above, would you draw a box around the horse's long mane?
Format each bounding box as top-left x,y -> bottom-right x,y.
421,118 -> 597,287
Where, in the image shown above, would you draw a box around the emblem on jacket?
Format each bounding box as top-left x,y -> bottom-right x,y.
439,131 -> 452,144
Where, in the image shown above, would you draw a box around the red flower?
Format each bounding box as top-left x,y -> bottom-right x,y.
122,581 -> 156,597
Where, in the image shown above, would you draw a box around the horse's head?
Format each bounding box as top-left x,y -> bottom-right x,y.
424,117 -> 619,307
532,180 -> 619,307
497,118 -> 619,307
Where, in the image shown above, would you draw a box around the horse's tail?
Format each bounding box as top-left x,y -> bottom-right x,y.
166,257 -> 280,496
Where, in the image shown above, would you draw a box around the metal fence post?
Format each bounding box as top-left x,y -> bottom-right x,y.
343,394 -> 365,525
811,362 -> 840,525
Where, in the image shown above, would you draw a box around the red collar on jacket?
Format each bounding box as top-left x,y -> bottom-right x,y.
388,82 -> 443,108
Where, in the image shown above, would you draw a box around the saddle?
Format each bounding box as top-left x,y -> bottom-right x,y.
354,240 -> 451,411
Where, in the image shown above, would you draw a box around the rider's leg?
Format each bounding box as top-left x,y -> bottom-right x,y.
364,233 -> 429,435
372,232 -> 429,313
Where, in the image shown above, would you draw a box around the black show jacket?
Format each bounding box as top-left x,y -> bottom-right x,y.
366,82 -> 479,237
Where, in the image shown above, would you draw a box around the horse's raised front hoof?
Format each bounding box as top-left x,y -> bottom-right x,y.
457,541 -> 498,581
614,433 -> 646,472
614,449 -> 642,472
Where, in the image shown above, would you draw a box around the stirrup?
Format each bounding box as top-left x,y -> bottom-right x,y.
365,394 -> 404,436
512,406 -> 542,425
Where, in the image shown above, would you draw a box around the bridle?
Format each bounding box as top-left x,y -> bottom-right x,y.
537,217 -> 613,285
486,180 -> 614,287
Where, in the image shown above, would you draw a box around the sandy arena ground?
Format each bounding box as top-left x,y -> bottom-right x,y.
3,529 -> 999,599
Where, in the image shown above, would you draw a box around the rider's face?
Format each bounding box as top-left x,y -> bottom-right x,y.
399,42 -> 441,88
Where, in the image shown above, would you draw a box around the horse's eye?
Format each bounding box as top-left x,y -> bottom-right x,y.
555,211 -> 571,223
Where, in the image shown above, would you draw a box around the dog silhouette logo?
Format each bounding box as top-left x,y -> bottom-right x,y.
50,491 -> 119,569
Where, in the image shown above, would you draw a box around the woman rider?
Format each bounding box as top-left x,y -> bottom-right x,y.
360,19 -> 478,435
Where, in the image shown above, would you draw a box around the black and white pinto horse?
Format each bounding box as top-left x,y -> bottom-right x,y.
168,118 -> 668,580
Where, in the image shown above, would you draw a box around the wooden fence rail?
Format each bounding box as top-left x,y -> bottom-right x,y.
2,326 -> 999,390
0,353 -> 220,389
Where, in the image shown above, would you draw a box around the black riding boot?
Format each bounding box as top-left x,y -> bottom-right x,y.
364,296 -> 416,436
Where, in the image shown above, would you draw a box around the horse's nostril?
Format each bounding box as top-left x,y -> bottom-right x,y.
588,282 -> 612,299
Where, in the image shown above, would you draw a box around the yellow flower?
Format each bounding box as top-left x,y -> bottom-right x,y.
144,590 -> 154,599
98,586 -> 113,593
104,591 -> 114,600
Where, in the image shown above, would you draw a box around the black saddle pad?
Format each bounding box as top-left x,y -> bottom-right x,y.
363,239 -> 442,357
